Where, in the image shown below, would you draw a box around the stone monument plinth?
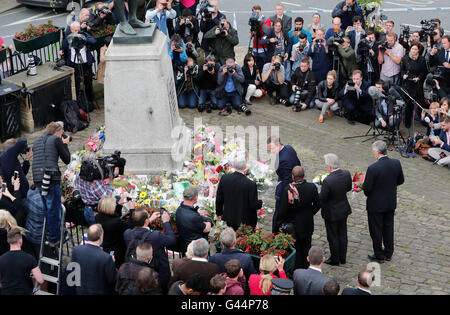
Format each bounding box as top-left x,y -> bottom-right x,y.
103,26 -> 184,174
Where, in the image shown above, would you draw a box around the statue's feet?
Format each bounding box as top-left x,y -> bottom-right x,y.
119,22 -> 137,35
129,18 -> 152,28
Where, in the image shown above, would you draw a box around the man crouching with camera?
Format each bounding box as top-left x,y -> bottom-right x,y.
216,58 -> 248,116
32,122 -> 71,247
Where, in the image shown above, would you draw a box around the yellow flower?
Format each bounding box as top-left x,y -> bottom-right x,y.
139,191 -> 147,199
144,199 -> 150,205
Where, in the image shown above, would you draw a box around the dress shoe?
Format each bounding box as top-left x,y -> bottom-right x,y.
325,258 -> 339,266
368,254 -> 384,263
385,256 -> 392,261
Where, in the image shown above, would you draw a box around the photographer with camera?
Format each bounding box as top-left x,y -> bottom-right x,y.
428,117 -> 450,167
429,35 -> 450,97
291,33 -> 310,73
346,16 -> 365,59
199,0 -> 226,55
145,0 -> 177,36
338,70 -> 372,125
373,80 -> 395,130
400,43 -> 427,128
307,29 -> 331,82
0,175 -> 26,227
289,59 -> 317,112
198,55 -> 219,112
249,5 -> 272,73
0,139 -> 32,199
306,13 -> 326,41
183,36 -> 203,64
289,17 -> 312,45
399,30 -> 424,56
168,34 -> 188,70
259,19 -> 292,81
87,2 -> 116,30
357,30 -> 379,86
334,36 -> 358,87
215,58 -> 246,116
262,55 -> 290,105
176,57 -> 200,109
315,70 -> 340,123
203,18 -> 239,66
59,21 -> 97,111
332,0 -> 364,31
175,8 -> 200,44
378,32 -> 405,87
31,122 -> 71,247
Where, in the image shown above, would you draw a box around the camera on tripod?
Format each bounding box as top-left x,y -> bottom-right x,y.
68,33 -> 87,51
79,150 -> 126,181
248,11 -> 260,33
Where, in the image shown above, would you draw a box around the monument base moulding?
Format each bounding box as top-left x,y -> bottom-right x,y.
103,26 -> 184,174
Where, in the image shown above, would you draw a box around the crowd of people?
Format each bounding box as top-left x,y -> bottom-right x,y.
0,0 -> 448,296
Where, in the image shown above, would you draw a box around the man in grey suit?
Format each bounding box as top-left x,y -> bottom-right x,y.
269,3 -> 292,32
293,246 -> 330,295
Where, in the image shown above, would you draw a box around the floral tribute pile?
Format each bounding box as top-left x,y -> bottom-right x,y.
63,125 -> 276,242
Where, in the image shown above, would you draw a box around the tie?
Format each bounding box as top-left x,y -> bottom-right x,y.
446,50 -> 450,63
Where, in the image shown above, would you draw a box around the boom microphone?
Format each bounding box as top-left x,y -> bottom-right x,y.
368,86 -> 383,99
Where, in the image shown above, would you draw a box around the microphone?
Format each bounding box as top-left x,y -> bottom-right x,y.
388,86 -> 403,100
368,86 -> 382,99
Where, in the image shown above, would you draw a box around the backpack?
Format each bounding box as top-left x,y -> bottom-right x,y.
60,100 -> 88,133
124,230 -> 154,264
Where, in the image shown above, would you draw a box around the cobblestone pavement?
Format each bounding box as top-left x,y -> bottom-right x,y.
16,48 -> 449,295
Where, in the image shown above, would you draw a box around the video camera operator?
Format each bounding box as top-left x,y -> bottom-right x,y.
259,19 -> 292,82
429,35 -> 450,98
357,30 -> 379,86
378,32 -> 405,87
289,59 -> 317,112
399,29 -> 424,56
203,18 -> 238,66
87,2 -> 116,30
59,21 -> 97,112
176,57 -> 200,109
198,55 -> 219,112
291,33 -> 310,73
199,0 -> 226,55
0,139 -> 32,199
249,5 -> 272,73
175,8 -> 200,44
75,152 -> 120,213
31,122 -> 71,247
400,43 -> 426,128
332,0 -> 364,31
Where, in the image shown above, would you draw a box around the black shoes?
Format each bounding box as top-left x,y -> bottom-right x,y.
368,254 -> 384,263
325,258 -> 340,266
347,118 -> 355,125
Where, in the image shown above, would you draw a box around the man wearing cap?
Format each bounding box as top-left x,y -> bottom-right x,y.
176,186 -> 213,254
271,278 -> 294,295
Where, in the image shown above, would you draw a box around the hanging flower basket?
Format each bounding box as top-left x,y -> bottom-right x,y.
13,20 -> 62,54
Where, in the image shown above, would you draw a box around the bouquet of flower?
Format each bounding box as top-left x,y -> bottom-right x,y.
352,171 -> 365,198
312,173 -> 329,190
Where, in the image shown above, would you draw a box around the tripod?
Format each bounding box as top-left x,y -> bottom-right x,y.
73,48 -> 92,122
385,105 -> 407,155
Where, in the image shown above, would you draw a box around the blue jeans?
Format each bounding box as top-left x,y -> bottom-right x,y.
199,89 -> 217,106
178,90 -> 198,108
84,206 -> 96,227
39,184 -> 62,244
289,93 -> 316,108
217,91 -> 242,110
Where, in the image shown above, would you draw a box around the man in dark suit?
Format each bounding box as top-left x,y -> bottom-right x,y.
364,141 -> 404,262
293,246 -> 330,295
428,117 -> 450,166
268,136 -> 301,233
124,208 -> 177,293
342,269 -> 374,295
68,224 -> 116,295
169,238 -> 221,291
320,153 -> 352,266
215,159 -> 263,230
269,3 -> 292,32
429,35 -> 450,96
338,69 -> 373,125
277,166 -> 320,269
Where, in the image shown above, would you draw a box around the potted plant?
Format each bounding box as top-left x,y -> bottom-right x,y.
90,24 -> 117,51
13,20 -> 62,54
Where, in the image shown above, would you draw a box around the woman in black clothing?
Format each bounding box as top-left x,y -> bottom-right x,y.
0,176 -> 26,227
315,70 -> 340,123
242,54 -> 264,105
400,44 -> 427,128
95,196 -> 134,269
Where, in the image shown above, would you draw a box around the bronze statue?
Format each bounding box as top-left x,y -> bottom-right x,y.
114,0 -> 152,35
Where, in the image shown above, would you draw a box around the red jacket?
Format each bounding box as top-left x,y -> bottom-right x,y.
248,270 -> 287,295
